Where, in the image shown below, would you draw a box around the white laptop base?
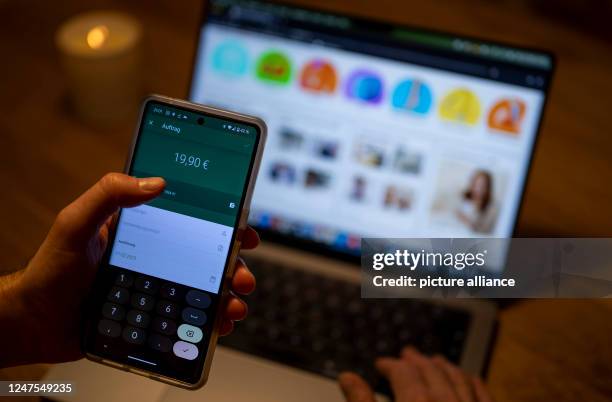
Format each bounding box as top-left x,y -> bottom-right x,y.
43,347 -> 350,402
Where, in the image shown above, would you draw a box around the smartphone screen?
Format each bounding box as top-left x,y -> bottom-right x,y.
84,99 -> 262,385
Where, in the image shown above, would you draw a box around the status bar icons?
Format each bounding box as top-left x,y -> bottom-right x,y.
211,41 -> 248,77
345,69 -> 384,104
300,59 -> 338,93
488,98 -> 526,134
256,51 -> 292,84
439,88 -> 481,125
392,79 -> 433,115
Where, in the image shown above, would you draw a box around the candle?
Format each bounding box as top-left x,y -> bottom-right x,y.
56,11 -> 143,126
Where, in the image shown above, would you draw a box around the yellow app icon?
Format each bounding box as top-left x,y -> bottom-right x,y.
439,88 -> 481,125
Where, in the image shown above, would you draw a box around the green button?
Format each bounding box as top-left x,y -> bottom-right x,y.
177,323 -> 203,343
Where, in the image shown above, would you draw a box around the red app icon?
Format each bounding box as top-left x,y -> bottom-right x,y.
300,59 -> 338,93
488,98 -> 526,134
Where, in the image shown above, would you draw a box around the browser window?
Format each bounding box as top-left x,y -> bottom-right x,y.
190,0 -> 553,256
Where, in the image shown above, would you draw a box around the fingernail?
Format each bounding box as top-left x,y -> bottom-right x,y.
138,177 -> 165,191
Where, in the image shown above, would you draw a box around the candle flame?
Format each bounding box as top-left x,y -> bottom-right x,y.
86,25 -> 109,49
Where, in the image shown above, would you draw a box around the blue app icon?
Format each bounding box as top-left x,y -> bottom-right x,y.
258,213 -> 272,228
345,69 -> 384,104
333,232 -> 348,248
392,79 -> 433,115
211,41 -> 248,77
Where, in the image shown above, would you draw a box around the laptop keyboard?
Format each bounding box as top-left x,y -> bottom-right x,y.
220,256 -> 472,395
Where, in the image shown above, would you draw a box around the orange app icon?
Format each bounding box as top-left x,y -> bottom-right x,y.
299,59 -> 337,93
488,98 -> 526,134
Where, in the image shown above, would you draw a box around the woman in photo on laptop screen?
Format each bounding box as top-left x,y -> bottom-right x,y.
456,169 -> 498,233
430,161 -> 505,234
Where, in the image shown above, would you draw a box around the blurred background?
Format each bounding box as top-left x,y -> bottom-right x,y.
0,1 -> 611,401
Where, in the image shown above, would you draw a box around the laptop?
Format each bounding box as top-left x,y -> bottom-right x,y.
44,1 -> 554,400
189,0 -> 552,388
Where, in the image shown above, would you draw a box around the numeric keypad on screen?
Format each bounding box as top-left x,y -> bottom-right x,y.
97,272 -> 212,361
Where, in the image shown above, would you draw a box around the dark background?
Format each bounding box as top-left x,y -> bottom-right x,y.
0,1 -> 611,401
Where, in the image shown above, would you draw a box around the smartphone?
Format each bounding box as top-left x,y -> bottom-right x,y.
82,95 -> 266,388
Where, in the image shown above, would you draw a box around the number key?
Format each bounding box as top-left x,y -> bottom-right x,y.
156,300 -> 179,318
152,317 -> 177,335
115,272 -> 134,287
127,310 -> 151,328
102,302 -> 125,321
160,283 -> 182,301
122,326 -> 146,344
131,293 -> 154,311
135,276 -> 159,295
108,287 -> 129,304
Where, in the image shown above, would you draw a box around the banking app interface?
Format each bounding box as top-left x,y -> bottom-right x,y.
190,0 -> 552,258
109,102 -> 258,293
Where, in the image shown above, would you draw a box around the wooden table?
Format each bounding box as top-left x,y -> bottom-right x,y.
0,1 -> 610,401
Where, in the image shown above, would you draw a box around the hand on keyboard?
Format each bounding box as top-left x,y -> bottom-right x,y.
339,346 -> 494,402
222,256 -> 472,396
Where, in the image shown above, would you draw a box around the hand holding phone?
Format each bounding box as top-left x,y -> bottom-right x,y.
0,173 -> 257,369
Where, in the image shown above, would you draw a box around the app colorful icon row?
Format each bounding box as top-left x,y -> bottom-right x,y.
212,41 -> 526,134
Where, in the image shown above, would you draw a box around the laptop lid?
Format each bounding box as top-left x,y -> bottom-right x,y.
188,0 -> 554,267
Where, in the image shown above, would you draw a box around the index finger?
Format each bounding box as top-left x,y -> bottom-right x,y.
402,347 -> 459,402
376,357 -> 428,402
432,356 -> 475,402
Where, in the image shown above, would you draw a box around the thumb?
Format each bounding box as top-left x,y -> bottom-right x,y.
338,372 -> 376,402
51,173 -> 165,245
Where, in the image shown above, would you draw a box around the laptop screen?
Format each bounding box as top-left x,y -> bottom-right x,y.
190,0 -> 554,257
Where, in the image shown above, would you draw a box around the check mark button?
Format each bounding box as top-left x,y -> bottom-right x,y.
173,341 -> 198,360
